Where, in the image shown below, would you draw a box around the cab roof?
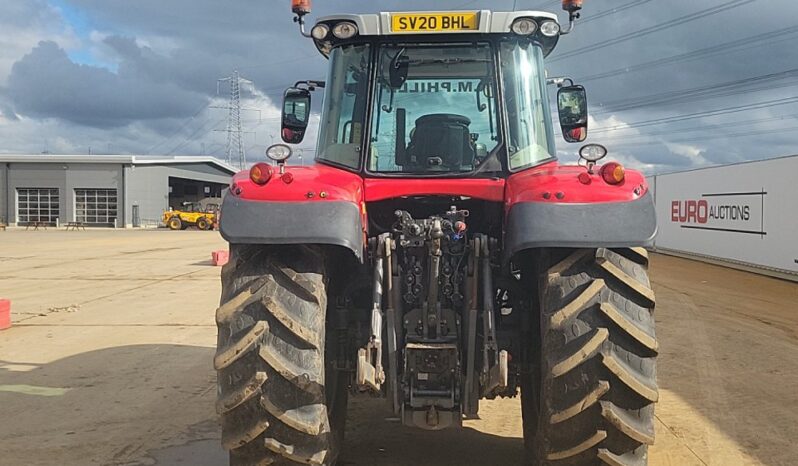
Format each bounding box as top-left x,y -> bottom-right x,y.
315,10 -> 559,36
311,10 -> 562,57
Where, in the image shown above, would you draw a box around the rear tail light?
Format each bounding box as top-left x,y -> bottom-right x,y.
600,162 -> 625,185
249,163 -> 273,185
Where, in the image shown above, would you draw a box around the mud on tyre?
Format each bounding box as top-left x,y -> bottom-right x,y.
215,244 -> 344,466
522,247 -> 658,466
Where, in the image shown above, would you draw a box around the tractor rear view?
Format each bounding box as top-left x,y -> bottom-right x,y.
215,1 -> 658,465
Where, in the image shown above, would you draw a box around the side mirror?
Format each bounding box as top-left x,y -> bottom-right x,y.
557,85 -> 588,143
281,88 -> 311,144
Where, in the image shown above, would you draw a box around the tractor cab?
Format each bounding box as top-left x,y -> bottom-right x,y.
275,3 -> 590,177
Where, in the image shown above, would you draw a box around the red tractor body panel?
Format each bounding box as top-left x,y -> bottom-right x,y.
231,165 -> 363,203
229,161 -> 649,206
364,178 -> 506,203
505,163 -> 649,207
221,161 -> 657,264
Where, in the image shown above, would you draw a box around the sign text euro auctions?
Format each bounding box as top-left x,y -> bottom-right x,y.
670,190 -> 767,236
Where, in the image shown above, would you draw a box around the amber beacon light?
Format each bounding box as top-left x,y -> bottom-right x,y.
292,0 -> 311,15
562,0 -> 584,12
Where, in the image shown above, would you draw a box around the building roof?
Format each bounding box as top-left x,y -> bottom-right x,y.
0,154 -> 238,175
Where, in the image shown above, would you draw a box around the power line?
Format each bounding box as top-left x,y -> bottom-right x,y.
593,68 -> 798,114
580,0 -> 656,24
589,96 -> 798,134
529,1 -> 559,10
577,25 -> 798,83
166,117 -> 225,155
598,113 -> 798,142
607,125 -> 798,150
599,79 -> 798,114
145,101 -> 211,154
550,0 -> 759,62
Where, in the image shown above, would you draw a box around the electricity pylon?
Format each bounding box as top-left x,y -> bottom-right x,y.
213,71 -> 259,169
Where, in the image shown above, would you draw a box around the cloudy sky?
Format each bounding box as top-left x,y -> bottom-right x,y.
0,0 -> 796,174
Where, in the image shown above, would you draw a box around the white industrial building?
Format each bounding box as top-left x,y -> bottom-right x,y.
0,155 -> 236,228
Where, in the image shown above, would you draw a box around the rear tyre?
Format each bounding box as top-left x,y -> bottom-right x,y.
215,244 -> 344,466
167,217 -> 182,230
197,217 -> 210,231
522,248 -> 658,465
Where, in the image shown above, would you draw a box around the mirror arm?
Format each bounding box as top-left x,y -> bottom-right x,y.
560,11 -> 581,36
294,80 -> 326,91
381,87 -> 395,113
293,13 -> 313,38
476,91 -> 487,112
547,77 -> 574,88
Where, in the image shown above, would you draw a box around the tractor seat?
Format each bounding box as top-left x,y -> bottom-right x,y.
406,114 -> 474,171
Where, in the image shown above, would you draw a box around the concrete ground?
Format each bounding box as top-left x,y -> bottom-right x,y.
0,229 -> 796,466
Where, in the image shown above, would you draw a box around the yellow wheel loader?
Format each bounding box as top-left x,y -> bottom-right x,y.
163,201 -> 219,231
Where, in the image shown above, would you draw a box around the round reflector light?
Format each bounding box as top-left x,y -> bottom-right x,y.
311,24 -> 330,40
332,22 -> 358,39
601,162 -> 626,185
511,18 -> 537,35
266,144 -> 293,162
249,162 -> 273,185
540,21 -> 561,37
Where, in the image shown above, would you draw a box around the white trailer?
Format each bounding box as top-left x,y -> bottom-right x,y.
648,154 -> 798,280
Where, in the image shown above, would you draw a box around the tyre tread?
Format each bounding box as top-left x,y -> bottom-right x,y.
216,245 -> 334,466
527,247 -> 658,466
546,430 -> 607,460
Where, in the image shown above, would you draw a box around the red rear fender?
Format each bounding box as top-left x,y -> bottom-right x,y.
222,165 -> 367,262
503,161 -> 657,263
506,162 -> 649,209
230,164 -> 364,203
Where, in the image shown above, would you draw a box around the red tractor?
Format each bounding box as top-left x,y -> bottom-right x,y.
215,1 -> 658,465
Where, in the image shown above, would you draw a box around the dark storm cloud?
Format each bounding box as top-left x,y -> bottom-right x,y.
8,41 -> 207,127
543,0 -> 798,168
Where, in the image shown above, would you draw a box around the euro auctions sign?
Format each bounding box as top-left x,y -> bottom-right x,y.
670,191 -> 765,236
650,155 -> 798,276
